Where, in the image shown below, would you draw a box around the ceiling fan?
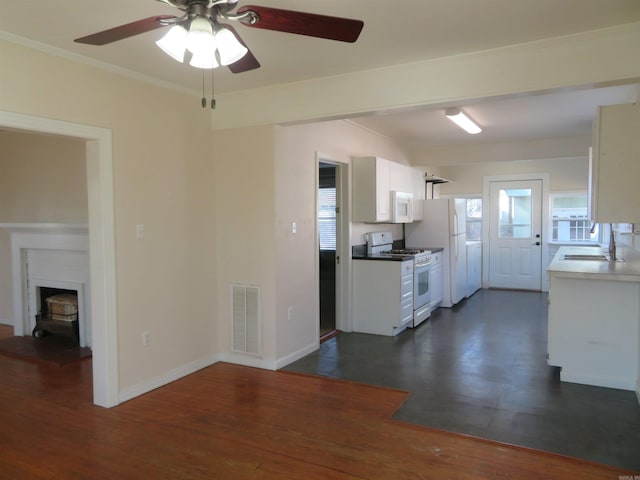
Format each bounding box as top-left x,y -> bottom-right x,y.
74,0 -> 364,73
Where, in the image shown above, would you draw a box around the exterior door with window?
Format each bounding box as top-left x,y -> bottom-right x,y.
489,180 -> 543,290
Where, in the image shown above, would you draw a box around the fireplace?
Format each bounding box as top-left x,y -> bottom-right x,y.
33,287 -> 80,345
1,224 -> 92,348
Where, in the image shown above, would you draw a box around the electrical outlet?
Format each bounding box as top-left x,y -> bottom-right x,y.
288,306 -> 293,321
136,224 -> 145,240
142,330 -> 151,346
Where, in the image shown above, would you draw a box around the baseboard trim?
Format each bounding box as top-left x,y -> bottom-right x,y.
218,352 -> 277,370
116,347 -> 307,404
118,354 -> 220,405
0,319 -> 14,327
218,341 -> 319,372
275,340 -> 318,370
560,370 -> 636,391
636,380 -> 640,406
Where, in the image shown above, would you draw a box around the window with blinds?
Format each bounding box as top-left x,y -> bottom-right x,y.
318,187 -> 336,250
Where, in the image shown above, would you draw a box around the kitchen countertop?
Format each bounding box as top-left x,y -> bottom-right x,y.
352,253 -> 413,262
547,245 -> 640,282
353,246 -> 444,261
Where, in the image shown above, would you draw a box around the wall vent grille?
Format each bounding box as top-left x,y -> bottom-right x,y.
231,284 -> 261,355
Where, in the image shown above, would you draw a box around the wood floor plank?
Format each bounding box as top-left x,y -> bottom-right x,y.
0,356 -> 635,479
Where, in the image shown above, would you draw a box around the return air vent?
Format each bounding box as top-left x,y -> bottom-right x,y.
231,284 -> 261,355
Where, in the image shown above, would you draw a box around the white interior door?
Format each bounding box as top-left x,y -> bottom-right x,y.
489,180 -> 543,290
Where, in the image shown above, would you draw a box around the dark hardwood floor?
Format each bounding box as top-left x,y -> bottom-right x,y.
0,328 -> 635,479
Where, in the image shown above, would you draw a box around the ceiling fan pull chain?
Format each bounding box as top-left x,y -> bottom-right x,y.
201,70 -> 206,108
210,68 -> 216,110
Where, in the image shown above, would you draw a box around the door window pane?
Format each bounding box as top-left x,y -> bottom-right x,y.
498,188 -> 531,238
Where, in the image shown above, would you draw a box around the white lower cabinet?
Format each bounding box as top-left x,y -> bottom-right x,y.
353,259 -> 414,336
429,253 -> 443,310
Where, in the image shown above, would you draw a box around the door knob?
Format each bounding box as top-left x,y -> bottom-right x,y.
533,241 -> 541,246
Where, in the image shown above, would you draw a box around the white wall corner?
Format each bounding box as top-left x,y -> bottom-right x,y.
218,352 -> 278,371
117,354 -> 220,405
275,340 -> 318,370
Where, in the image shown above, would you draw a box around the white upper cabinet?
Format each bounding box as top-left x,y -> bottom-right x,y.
352,156 -> 391,223
590,103 -> 640,223
352,157 -> 426,223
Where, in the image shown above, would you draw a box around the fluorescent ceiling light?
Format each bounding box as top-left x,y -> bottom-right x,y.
445,108 -> 482,134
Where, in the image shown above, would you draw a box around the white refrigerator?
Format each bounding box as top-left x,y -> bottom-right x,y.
405,198 -> 467,307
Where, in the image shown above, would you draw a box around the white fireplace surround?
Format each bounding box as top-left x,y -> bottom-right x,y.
1,223 -> 91,346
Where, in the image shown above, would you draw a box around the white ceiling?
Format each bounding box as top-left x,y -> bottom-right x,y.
1,0 -> 640,145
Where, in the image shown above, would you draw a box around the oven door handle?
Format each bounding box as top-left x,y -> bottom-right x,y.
415,261 -> 432,268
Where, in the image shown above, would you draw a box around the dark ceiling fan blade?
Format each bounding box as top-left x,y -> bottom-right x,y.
224,24 -> 260,73
74,15 -> 177,45
236,6 -> 363,43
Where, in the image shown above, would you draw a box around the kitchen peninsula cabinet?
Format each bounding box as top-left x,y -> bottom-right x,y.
547,246 -> 640,391
590,103 -> 640,223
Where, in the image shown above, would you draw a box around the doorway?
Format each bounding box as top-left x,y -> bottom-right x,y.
0,110 -> 118,407
318,162 -> 338,339
487,178 -> 544,290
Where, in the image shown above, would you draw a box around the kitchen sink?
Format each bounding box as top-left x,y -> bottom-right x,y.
562,254 -> 613,261
563,254 -> 610,261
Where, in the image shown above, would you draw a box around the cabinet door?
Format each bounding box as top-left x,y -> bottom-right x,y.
375,158 -> 390,222
430,256 -> 443,306
591,103 -> 640,223
352,157 -> 391,223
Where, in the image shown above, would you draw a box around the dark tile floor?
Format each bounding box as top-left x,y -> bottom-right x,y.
283,289 -> 640,471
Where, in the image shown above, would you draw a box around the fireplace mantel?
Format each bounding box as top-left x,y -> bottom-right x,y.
1,223 -> 90,343
0,223 -> 88,235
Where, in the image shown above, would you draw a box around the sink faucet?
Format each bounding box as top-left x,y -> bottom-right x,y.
608,223 -> 616,261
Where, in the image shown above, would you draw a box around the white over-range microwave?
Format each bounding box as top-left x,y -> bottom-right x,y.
391,191 -> 414,223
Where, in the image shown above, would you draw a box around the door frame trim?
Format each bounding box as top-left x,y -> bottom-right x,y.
482,173 -> 550,292
0,110 -> 118,407
315,153 -> 352,337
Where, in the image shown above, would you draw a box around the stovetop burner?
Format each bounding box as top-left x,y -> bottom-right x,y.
386,249 -> 429,255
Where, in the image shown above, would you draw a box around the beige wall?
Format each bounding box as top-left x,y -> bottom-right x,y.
1,19 -> 639,399
0,131 -> 87,323
211,119 -> 413,364
1,39 -> 217,392
438,156 -> 589,196
0,131 -> 87,222
273,120 -> 412,360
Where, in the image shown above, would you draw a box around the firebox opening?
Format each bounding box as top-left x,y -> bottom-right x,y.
34,287 -> 80,346
38,287 -> 78,318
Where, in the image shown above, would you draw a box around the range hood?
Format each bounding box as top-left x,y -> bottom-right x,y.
424,174 -> 450,184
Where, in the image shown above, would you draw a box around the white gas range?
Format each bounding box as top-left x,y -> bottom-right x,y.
366,232 -> 433,328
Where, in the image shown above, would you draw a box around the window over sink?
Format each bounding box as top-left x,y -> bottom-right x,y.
550,193 -> 598,244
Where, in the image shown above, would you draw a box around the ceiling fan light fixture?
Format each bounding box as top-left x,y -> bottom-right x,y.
214,26 -> 248,66
155,25 -> 188,62
445,108 -> 482,134
189,50 -> 220,69
185,16 -> 216,55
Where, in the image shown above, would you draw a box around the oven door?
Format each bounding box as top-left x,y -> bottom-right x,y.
414,260 -> 431,310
